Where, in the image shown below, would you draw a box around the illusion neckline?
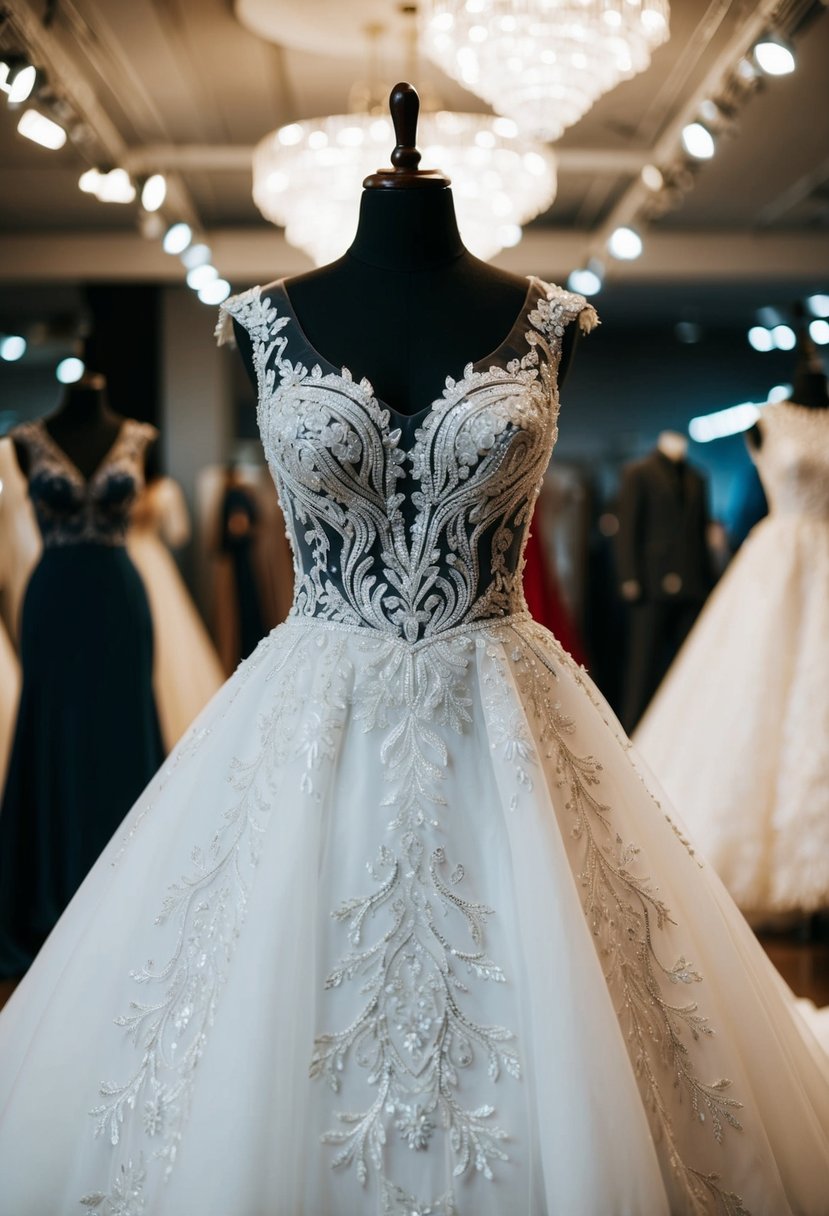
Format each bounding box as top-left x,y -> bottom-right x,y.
271,275 -> 543,425
37,417 -> 128,487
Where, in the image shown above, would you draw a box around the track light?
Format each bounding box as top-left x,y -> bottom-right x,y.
689,402 -> 760,443
186,264 -> 218,291
747,326 -> 773,352
770,324 -> 795,351
0,59 -> 37,104
56,357 -> 85,384
17,108 -> 66,150
640,164 -> 664,191
807,294 -> 829,318
753,36 -> 795,76
681,121 -> 715,160
567,266 -> 602,296
78,167 -> 136,203
810,319 -> 829,346
141,174 -> 167,212
607,227 -> 642,260
181,243 -> 211,269
163,222 -> 193,255
0,335 -> 27,361
197,278 -> 231,305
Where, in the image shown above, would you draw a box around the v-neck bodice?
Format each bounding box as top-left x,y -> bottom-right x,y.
219,276 -> 597,643
12,418 -> 157,548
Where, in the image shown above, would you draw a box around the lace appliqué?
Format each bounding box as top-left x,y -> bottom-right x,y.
218,279 -> 592,644
486,623 -> 749,1216
83,628 -> 352,1211
311,634 -> 520,1208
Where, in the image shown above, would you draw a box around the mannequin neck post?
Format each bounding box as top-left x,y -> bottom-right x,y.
346,186 -> 466,273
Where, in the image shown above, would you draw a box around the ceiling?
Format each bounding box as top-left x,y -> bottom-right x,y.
0,0 -> 827,312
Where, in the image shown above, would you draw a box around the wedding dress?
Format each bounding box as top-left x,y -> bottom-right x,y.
1,280 -> 828,1216
127,476 -> 225,750
635,402 -> 829,918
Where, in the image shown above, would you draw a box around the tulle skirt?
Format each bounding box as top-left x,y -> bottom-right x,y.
635,514 -> 829,917
1,612 -> 828,1215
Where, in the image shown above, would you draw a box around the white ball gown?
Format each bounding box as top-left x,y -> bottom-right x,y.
1,280 -> 828,1216
127,477 -> 225,751
635,402 -> 829,918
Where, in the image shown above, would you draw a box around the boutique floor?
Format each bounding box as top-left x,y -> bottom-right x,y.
1,930 -> 828,1014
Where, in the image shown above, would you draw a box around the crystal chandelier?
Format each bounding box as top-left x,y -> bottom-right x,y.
252,109 -> 557,266
422,1 -> 671,142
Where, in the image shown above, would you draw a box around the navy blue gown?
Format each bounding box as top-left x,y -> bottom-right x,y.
0,419 -> 164,977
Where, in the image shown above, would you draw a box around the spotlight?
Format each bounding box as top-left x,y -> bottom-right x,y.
0,60 -> 37,104
56,356 -> 85,384
767,384 -> 791,403
0,335 -> 27,361
747,326 -> 773,352
807,294 -> 829,317
17,108 -> 66,150
163,222 -> 192,255
181,242 -> 211,269
95,168 -> 135,204
770,324 -> 795,351
810,319 -> 829,346
186,264 -> 218,291
141,174 -> 167,212
78,167 -> 103,193
607,227 -> 642,260
197,278 -> 231,305
567,267 -> 602,296
681,122 -> 715,160
753,36 -> 795,76
640,164 -> 664,192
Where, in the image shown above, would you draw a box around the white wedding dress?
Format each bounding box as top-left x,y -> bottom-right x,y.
127,477 -> 225,750
1,280 -> 828,1216
635,402 -> 829,918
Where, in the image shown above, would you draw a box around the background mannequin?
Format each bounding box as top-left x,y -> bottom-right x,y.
616,429 -> 713,730
0,337 -> 163,979
233,84 -> 579,416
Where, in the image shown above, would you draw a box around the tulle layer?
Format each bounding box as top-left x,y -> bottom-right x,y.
635,515 -> 829,917
1,613 -> 828,1215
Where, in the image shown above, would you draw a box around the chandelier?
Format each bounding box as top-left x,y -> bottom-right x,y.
252,109 -> 557,266
422,1 -> 671,141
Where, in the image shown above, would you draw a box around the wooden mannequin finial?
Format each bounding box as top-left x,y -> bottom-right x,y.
363,82 -> 450,189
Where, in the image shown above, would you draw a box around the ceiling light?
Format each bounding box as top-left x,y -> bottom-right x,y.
95,168 -> 135,203
17,108 -> 66,150
0,60 -> 37,104
186,263 -> 219,291
78,167 -> 103,193
253,109 -> 557,265
809,319 -> 829,346
56,356 -> 85,384
0,335 -> 27,361
181,242 -> 211,269
807,294 -> 829,317
422,1 -> 670,142
567,267 -> 602,296
141,173 -> 167,212
747,326 -> 773,352
688,402 -> 760,443
753,36 -> 795,76
640,164 -> 663,191
197,278 -> 231,305
771,324 -> 795,351
681,121 -> 715,159
607,226 -> 643,260
163,222 -> 193,255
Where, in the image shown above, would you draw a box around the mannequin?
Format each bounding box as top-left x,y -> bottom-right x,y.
234,83 -> 579,412
0,335 -> 163,979
616,429 -> 713,730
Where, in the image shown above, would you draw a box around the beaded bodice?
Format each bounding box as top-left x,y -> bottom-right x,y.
219,277 -> 597,642
12,418 -> 157,548
754,401 -> 829,521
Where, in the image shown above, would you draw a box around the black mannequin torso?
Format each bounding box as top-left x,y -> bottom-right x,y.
233,187 -> 578,415
13,381 -> 132,480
